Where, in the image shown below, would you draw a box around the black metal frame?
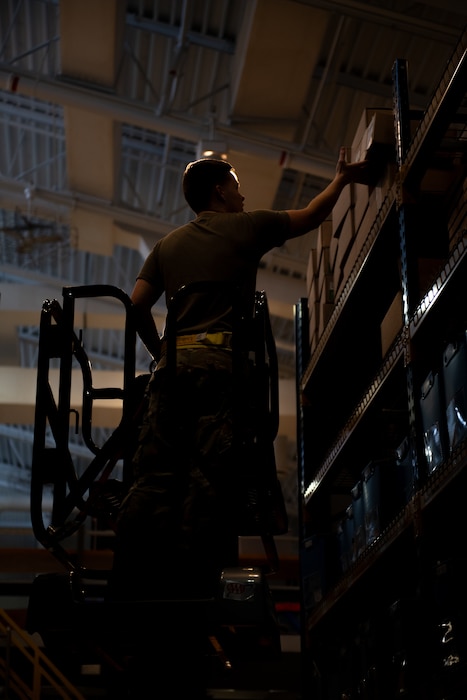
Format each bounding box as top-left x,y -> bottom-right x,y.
30,282 -> 287,576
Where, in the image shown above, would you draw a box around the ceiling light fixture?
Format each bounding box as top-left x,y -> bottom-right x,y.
197,139 -> 229,161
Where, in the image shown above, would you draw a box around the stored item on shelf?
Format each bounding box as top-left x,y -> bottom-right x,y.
341,189 -> 379,293
362,458 -> 399,545
317,219 -> 333,257
308,299 -> 319,350
350,480 -> 366,559
443,331 -> 467,452
380,291 -> 403,358
351,107 -> 395,234
420,155 -> 464,197
318,248 -> 333,303
350,108 -> 394,161
330,228 -> 339,271
420,370 -> 448,474
395,435 -> 418,506
337,508 -> 356,573
305,247 -> 318,295
318,301 -> 334,338
301,534 -> 337,611
332,153 -> 354,237
447,178 -> 466,248
417,257 -> 445,298
336,518 -> 349,574
319,269 -> 334,306
344,503 -> 356,567
333,207 -> 356,297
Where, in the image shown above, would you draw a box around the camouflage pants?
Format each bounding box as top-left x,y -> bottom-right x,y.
109,348 -> 247,601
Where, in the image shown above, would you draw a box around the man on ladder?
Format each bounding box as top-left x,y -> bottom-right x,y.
108,151 -> 369,697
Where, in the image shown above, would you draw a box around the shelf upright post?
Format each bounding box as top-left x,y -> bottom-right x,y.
393,58 -> 420,322
295,297 -> 309,539
392,58 -> 426,523
294,297 -> 311,700
393,58 -> 437,598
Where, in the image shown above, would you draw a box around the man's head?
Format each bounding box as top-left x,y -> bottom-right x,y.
182,158 -> 244,214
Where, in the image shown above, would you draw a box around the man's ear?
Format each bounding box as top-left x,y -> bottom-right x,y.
215,184 -> 225,201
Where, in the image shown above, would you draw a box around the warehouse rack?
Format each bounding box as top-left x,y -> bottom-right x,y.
296,27 -> 467,699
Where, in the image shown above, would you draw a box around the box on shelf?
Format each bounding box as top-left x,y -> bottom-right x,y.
332,179 -> 354,237
330,228 -> 339,270
447,187 -> 466,248
318,247 -> 333,300
301,533 -> 338,611
317,219 -> 333,255
309,327 -> 319,355
333,207 -> 356,297
443,331 -> 467,453
350,480 -> 366,560
318,301 -> 334,338
308,299 -> 320,347
417,257 -> 445,298
362,458 -> 399,546
380,291 -> 403,358
420,157 -> 464,197
351,108 -> 394,156
319,269 -> 334,306
344,503 -> 356,567
351,107 -> 396,234
341,188 -> 379,290
337,505 -> 360,573
306,247 -> 318,295
395,435 -> 418,506
419,370 -> 449,475
308,264 -> 320,305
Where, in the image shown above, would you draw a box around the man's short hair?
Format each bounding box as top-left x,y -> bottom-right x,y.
183,158 -> 234,213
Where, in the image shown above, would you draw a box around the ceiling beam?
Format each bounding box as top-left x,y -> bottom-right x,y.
0,63 -> 336,181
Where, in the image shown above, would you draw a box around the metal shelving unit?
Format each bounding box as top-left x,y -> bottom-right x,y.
296,26 -> 467,700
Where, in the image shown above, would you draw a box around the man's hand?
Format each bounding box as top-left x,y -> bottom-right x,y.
337,145 -> 386,186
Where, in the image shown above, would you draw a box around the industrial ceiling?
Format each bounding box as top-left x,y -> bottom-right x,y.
0,0 -> 466,524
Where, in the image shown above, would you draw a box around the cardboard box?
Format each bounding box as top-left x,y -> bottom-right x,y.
333,265 -> 343,303
418,257 -> 444,298
351,108 -> 395,232
319,271 -> 334,305
318,247 -> 332,298
342,189 -> 379,287
351,108 -> 395,159
420,161 -> 464,196
333,207 -> 356,289
380,291 -> 403,358
317,219 -> 333,252
308,299 -> 320,344
375,162 -> 397,209
306,248 -> 318,296
330,227 -> 339,269
318,301 -> 334,337
309,327 -> 319,355
332,180 -> 355,237
361,111 -> 396,155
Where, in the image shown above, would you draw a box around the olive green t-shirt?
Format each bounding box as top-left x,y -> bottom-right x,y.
137,209 -> 290,336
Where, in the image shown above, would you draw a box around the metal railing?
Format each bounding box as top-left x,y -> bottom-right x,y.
0,608 -> 85,700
